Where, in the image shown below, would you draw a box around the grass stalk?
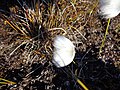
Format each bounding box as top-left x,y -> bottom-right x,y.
99,18 -> 111,54
0,78 -> 16,85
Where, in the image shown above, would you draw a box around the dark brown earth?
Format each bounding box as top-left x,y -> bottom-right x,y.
0,0 -> 120,90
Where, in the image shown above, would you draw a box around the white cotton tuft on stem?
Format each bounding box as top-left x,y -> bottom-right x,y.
52,35 -> 75,68
100,0 -> 120,18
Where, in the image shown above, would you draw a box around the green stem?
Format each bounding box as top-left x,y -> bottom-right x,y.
99,18 -> 111,54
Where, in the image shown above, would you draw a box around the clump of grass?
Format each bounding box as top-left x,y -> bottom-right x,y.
1,1 -> 44,39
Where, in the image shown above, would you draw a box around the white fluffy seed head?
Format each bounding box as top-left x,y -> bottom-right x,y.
52,35 -> 75,68
100,0 -> 120,18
